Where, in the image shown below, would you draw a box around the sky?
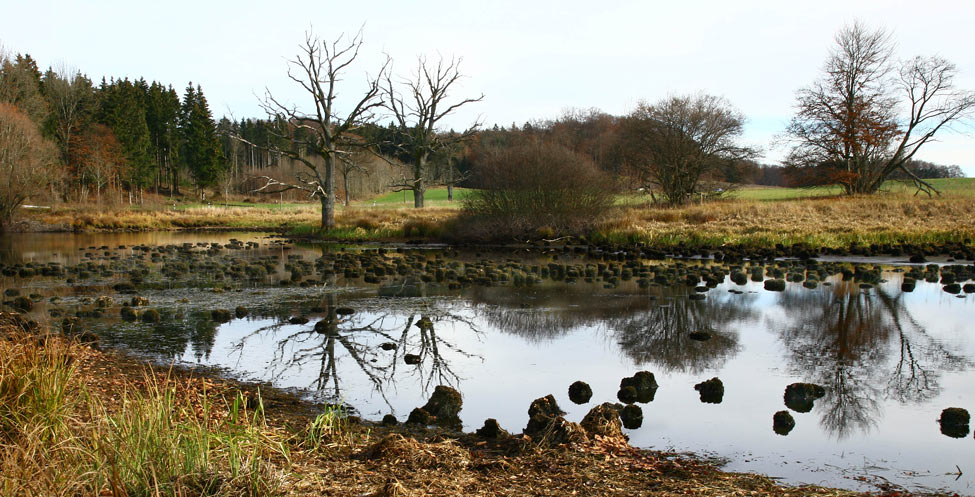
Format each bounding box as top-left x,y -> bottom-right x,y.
2,0 -> 974,174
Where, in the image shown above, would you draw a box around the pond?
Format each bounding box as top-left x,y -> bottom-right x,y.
1,231 -> 973,494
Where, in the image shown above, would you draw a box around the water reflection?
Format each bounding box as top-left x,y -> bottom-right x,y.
474,286 -> 750,374
610,294 -> 751,374
775,279 -> 971,439
230,294 -> 482,407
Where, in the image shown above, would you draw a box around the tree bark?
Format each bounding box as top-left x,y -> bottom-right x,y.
413,156 -> 426,208
320,194 -> 335,230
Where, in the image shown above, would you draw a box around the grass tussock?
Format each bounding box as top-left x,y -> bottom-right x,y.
0,317 -> 289,497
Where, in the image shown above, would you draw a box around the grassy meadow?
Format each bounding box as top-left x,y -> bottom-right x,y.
18,178 -> 975,249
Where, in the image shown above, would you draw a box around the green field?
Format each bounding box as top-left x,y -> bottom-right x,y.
172,200 -> 311,211
161,178 -> 975,215
734,177 -> 975,201
358,187 -> 474,207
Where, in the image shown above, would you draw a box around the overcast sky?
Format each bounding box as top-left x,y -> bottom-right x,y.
2,0 -> 974,174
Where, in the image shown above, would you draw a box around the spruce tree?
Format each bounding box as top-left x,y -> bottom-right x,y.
179,83 -> 223,197
146,82 -> 181,194
96,78 -> 153,195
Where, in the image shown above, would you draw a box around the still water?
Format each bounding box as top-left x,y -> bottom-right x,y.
2,232 -> 973,493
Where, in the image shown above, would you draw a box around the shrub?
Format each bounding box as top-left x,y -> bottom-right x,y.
461,140 -> 614,239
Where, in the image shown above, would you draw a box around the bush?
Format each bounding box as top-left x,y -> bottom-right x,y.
461,140 -> 614,239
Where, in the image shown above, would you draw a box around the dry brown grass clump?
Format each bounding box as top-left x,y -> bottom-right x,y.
358,433 -> 470,471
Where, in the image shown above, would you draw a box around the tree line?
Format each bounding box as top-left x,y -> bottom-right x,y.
1,21 -> 972,232
0,50 -> 224,207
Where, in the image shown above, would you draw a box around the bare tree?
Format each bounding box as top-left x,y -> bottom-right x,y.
0,103 -> 56,228
259,30 -> 388,229
337,148 -> 370,206
623,93 -> 753,205
383,56 -> 482,208
42,67 -> 93,167
785,21 -> 975,195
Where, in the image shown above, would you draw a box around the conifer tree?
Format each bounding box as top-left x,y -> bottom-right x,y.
96,78 -> 154,196
179,83 -> 223,197
146,82 -> 181,194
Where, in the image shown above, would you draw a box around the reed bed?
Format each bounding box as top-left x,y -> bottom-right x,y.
598,194 -> 975,247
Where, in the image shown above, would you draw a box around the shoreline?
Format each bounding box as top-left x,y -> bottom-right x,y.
57,333 -> 931,496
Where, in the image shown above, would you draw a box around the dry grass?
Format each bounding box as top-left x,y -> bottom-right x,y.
33,204 -> 323,231
0,315 -> 289,497
26,204 -> 461,239
598,195 -> 975,247
19,191 -> 975,249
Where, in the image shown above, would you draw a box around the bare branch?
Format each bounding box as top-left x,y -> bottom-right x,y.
381,55 -> 482,207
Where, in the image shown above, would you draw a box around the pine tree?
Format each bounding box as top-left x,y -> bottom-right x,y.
179,83 -> 223,197
96,78 -> 154,196
146,82 -> 181,194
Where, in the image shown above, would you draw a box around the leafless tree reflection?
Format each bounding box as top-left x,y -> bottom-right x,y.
476,285 -> 752,374
230,294 -> 482,407
610,294 -> 752,374
776,279 -> 971,439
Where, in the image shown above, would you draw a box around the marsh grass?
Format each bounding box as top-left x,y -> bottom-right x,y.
595,194 -> 975,248
0,327 -> 288,497
0,331 -> 79,446
304,405 -> 356,451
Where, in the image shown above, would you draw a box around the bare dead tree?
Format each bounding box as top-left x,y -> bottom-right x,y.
383,56 -> 482,208
42,67 -> 93,168
785,21 -> 975,196
259,30 -> 389,229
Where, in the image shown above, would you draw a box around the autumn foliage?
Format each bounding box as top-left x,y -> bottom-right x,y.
0,103 -> 56,228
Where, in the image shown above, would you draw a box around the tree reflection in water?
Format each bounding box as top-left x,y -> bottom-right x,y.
775,279 -> 971,439
475,286 -> 751,374
231,293 -> 482,408
610,294 -> 752,374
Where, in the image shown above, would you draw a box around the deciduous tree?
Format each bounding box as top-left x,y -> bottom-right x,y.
41,68 -> 94,168
623,94 -> 752,205
0,103 -> 56,228
382,56 -> 482,208
785,21 -> 975,195
260,30 -> 388,229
